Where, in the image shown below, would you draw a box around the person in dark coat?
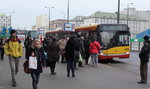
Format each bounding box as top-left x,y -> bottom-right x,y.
43,37 -> 50,52
75,35 -> 85,67
138,36 -> 150,84
65,35 -> 77,77
27,39 -> 46,89
24,36 -> 33,59
47,38 -> 60,75
84,38 -> 91,65
0,37 -> 5,60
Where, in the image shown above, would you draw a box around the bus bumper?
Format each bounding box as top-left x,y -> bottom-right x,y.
99,54 -> 130,60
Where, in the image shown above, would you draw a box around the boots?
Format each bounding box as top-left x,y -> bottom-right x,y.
33,83 -> 38,89
71,69 -> 75,77
79,62 -> 84,67
51,68 -> 56,75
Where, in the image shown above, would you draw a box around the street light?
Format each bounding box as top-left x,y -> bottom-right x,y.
10,11 -> 15,27
45,6 -> 55,30
127,3 -> 134,25
67,0 -> 70,23
117,0 -> 120,24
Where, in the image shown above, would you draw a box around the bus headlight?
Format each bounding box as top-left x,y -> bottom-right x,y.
100,53 -> 104,55
126,52 -> 129,54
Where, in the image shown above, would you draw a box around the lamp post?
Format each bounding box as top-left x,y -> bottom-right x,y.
67,0 -> 70,23
117,0 -> 120,24
127,3 -> 134,25
10,11 -> 15,27
45,6 -> 55,30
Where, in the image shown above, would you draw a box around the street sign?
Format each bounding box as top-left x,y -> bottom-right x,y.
130,38 -> 143,42
64,23 -> 73,31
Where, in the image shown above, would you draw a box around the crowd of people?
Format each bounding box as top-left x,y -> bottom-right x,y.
0,29 -> 149,89
21,32 -> 101,89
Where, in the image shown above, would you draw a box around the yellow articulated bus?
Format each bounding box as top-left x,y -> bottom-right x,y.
75,24 -> 130,60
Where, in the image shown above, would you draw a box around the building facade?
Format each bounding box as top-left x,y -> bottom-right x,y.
71,11 -> 149,38
0,13 -> 11,29
50,19 -> 67,31
35,14 -> 49,30
121,8 -> 150,23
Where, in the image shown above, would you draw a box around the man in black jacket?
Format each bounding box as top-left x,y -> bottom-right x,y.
0,37 -> 5,60
138,36 -> 150,84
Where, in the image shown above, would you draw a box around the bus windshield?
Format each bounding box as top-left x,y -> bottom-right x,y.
97,31 -> 129,49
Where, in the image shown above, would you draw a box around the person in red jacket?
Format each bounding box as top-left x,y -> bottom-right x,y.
89,38 -> 100,67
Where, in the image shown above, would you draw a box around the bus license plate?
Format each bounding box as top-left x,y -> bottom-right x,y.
113,57 -> 119,60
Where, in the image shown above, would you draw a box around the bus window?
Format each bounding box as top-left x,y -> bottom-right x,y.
89,31 -> 97,39
119,34 -> 129,45
85,32 -> 89,38
100,31 -> 110,47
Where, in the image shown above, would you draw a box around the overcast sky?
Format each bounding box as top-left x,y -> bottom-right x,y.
0,0 -> 150,29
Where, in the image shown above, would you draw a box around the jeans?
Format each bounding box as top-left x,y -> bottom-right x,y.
91,53 -> 99,67
31,73 -> 40,89
8,55 -> 20,83
67,60 -> 75,76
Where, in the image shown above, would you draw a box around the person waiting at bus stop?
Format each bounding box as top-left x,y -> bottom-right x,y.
47,38 -> 60,75
65,35 -> 77,77
138,36 -> 150,84
57,37 -> 67,63
75,35 -> 85,67
24,36 -> 33,60
43,37 -> 50,52
0,37 -> 5,61
89,38 -> 100,67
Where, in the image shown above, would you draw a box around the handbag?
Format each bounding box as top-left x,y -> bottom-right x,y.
79,53 -> 83,62
23,60 -> 31,74
29,56 -> 37,69
88,55 -> 92,65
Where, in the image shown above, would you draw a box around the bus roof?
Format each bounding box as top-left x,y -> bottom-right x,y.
46,30 -> 61,34
46,30 -> 71,34
75,25 -> 98,31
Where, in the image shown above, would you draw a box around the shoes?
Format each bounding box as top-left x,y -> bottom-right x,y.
51,72 -> 57,75
137,81 -> 147,84
12,82 -> 17,87
74,68 -> 78,70
72,75 -> 76,77
79,65 -> 84,67
67,75 -> 70,77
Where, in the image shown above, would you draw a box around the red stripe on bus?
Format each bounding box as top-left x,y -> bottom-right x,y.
99,54 -> 130,60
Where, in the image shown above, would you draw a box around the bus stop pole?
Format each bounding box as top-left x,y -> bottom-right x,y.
138,42 -> 140,51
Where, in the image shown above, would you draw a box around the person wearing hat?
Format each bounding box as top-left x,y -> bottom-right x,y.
138,36 -> 150,84
4,29 -> 23,87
